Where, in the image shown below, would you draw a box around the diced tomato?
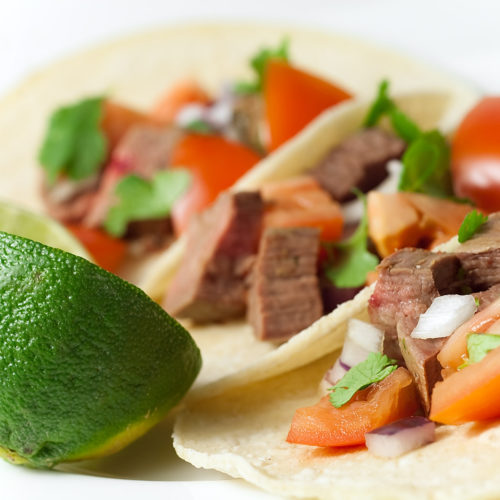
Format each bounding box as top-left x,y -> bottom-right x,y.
430,346 -> 500,424
66,224 -> 127,273
264,60 -> 351,151
261,176 -> 343,241
286,367 -> 418,447
101,100 -> 160,151
169,134 -> 261,234
438,297 -> 500,375
151,80 -> 211,124
367,191 -> 474,257
452,97 -> 500,211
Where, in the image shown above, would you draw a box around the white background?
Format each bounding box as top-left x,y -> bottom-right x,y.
1,0 -> 500,97
0,1 -> 499,498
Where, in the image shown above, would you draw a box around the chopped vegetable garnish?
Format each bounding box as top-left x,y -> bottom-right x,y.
183,119 -> 214,134
458,210 -> 488,243
104,169 -> 190,237
398,130 -> 454,198
329,352 -> 397,408
389,108 -> 421,143
234,38 -> 290,94
365,416 -> 435,458
326,190 -> 379,287
467,333 -> 500,365
363,80 -> 393,127
363,80 -> 421,142
39,96 -> 107,183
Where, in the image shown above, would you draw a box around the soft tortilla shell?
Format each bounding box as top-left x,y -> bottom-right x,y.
174,352 -> 500,500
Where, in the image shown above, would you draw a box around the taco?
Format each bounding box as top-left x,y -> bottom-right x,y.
0,22 -> 476,285
136,83 -> 483,395
172,211 -> 500,500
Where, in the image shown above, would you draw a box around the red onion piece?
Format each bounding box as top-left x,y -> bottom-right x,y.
365,416 -> 436,458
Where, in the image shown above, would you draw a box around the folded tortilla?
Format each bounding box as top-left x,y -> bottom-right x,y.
143,91 -> 476,394
173,236 -> 500,500
0,23 -> 478,391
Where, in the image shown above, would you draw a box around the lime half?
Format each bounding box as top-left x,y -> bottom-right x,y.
0,200 -> 91,259
0,232 -> 201,468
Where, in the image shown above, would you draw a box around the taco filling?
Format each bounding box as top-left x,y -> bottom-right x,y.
162,82 -> 478,345
36,40 -> 351,273
287,211 -> 500,457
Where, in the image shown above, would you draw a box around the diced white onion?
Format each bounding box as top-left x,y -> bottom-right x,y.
340,319 -> 384,368
175,103 -> 207,127
365,416 -> 435,458
320,319 -> 384,394
320,359 -> 348,393
411,294 -> 477,340
207,98 -> 234,128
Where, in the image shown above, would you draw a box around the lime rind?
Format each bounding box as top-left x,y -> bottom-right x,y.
0,232 -> 201,468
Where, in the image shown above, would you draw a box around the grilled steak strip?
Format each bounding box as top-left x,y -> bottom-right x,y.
164,191 -> 263,322
310,128 -> 405,202
369,248 -> 462,411
247,227 -> 323,342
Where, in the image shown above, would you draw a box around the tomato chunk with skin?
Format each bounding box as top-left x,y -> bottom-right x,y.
431,346 -> 500,425
287,367 -> 419,447
66,224 -> 127,273
438,297 -> 500,375
264,60 -> 351,151
452,97 -> 500,211
262,176 -> 343,241
169,134 -> 261,234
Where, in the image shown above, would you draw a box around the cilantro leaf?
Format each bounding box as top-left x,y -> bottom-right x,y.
458,210 -> 488,243
398,130 -> 453,198
234,38 -> 290,94
38,96 -> 107,183
363,80 -> 421,142
329,352 -> 397,408
363,80 -> 393,127
467,333 -> 500,364
104,170 -> 190,237
183,120 -> 214,134
389,108 -> 421,143
326,190 -> 379,288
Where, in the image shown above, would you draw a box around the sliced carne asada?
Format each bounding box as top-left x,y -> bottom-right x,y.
455,212 -> 500,253
84,124 -> 182,228
41,175 -> 99,223
368,248 -> 462,411
310,128 -> 406,202
247,227 -> 323,342
457,248 -> 500,292
473,283 -> 500,311
164,191 -> 263,322
225,93 -> 265,154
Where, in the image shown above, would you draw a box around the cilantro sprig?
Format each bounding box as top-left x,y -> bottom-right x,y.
363,80 -> 421,142
38,96 -> 107,184
183,119 -> 214,134
234,39 -> 290,94
104,170 -> 190,237
459,333 -> 500,369
458,210 -> 488,243
398,130 -> 453,197
364,80 -> 454,199
329,352 -> 397,408
326,190 -> 379,288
